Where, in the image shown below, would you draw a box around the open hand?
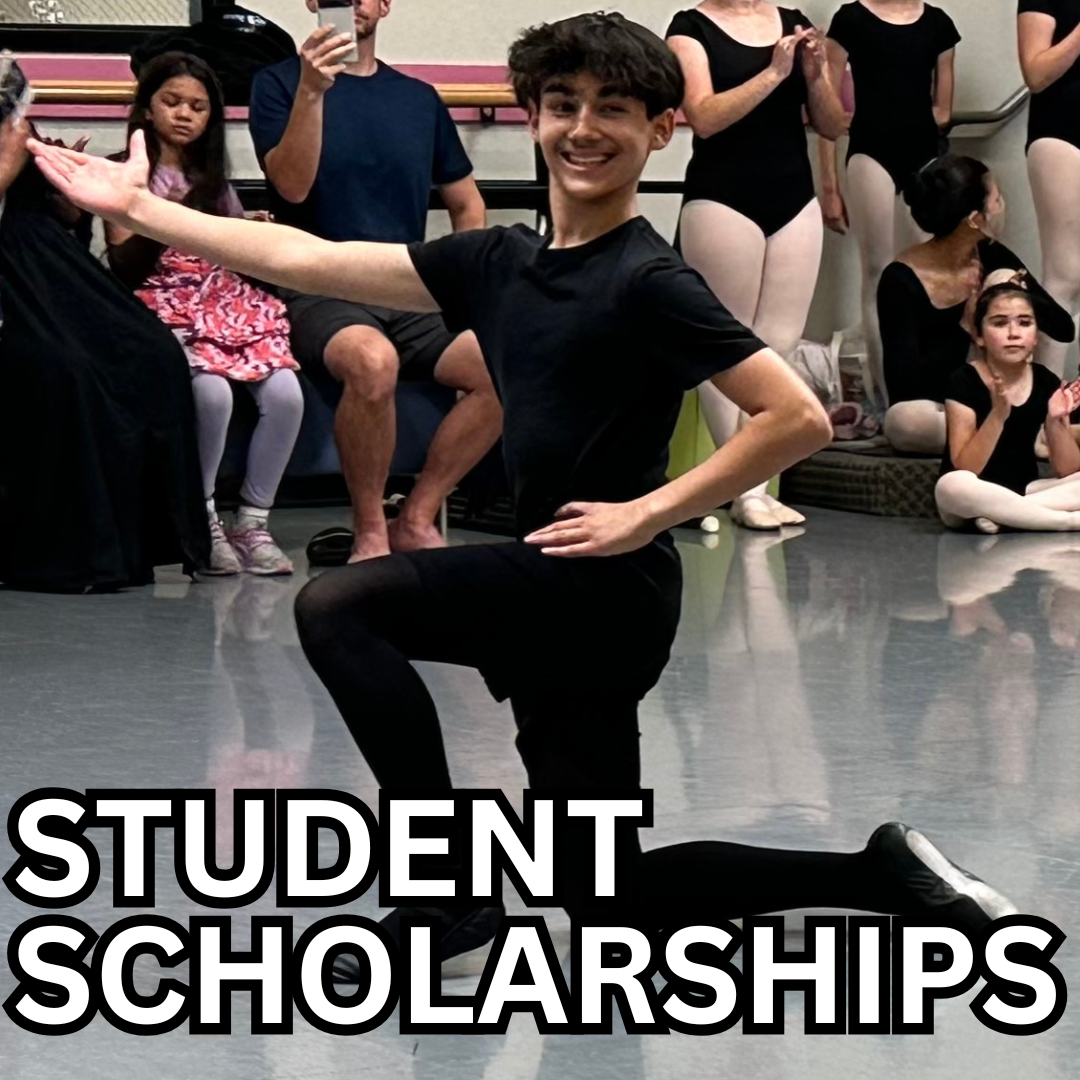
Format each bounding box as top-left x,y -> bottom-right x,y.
27,128 -> 150,224
1048,378 -> 1080,421
524,501 -> 657,558
989,369 -> 1013,420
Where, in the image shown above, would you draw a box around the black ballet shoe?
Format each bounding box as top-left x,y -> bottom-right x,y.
867,822 -> 1020,932
331,905 -> 504,985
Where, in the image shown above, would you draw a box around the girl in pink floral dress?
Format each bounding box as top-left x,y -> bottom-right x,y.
108,52 -> 302,576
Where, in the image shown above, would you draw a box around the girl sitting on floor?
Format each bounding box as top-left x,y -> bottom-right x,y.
936,282 -> 1080,532
108,51 -> 303,576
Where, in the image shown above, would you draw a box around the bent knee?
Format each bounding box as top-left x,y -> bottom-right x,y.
884,401 -> 945,454
324,329 -> 399,400
434,332 -> 493,393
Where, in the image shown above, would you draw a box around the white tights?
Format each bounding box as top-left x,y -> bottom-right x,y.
936,470 -> 1080,532
679,197 -> 824,528
845,154 -> 928,408
1028,138 -> 1080,379
882,399 -> 946,454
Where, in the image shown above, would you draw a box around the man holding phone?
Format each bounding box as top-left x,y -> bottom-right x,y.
249,1 -> 499,562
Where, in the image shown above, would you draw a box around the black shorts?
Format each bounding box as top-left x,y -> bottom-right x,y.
284,291 -> 457,383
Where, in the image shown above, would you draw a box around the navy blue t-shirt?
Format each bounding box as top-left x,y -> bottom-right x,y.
249,58 -> 473,243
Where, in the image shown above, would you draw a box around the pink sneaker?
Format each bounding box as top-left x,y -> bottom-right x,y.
228,523 -> 294,576
204,516 -> 242,576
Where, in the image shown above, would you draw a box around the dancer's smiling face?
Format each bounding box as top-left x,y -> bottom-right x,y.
978,294 -> 1038,366
528,71 -> 675,204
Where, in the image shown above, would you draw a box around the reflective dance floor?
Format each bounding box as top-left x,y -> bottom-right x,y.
1,508 -> 1078,1078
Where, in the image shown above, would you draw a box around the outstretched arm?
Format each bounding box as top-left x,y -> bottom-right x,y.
29,132 -> 438,313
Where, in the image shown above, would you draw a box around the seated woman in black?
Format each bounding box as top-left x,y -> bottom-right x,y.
878,154 -> 1073,453
0,106 -> 208,591
936,283 -> 1080,532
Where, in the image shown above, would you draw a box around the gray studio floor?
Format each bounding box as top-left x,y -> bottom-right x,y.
1,507 -> 1078,1078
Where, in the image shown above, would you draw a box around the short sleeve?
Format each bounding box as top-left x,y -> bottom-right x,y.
827,4 -> 858,52
407,228 -> 503,333
1018,1 -> 1058,16
933,7 -> 961,52
944,364 -> 983,409
666,10 -> 708,44
630,258 -> 766,390
431,94 -> 474,187
248,64 -> 295,167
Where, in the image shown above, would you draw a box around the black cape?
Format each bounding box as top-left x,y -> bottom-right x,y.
0,167 -> 209,591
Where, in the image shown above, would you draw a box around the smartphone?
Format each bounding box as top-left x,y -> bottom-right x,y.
0,54 -> 34,128
317,1 -> 358,65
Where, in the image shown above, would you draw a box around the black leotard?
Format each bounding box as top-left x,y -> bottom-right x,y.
879,239 -> 1075,405
941,361 -> 1060,493
1019,0 -> 1080,151
667,6 -> 815,237
828,2 -> 960,192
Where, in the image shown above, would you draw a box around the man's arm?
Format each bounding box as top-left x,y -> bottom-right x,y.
438,174 -> 486,232
258,25 -> 354,204
30,134 -> 438,312
526,350 -> 831,556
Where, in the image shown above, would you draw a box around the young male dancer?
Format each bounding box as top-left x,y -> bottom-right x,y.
31,13 -> 1019,963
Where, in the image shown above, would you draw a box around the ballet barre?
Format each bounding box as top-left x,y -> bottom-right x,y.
28,79 -> 519,109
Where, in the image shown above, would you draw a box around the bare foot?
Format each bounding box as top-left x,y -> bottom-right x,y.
348,526 -> 392,564
388,516 -> 448,553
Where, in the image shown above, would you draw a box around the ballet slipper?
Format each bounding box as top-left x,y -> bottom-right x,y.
729,494 -> 783,531
761,493 -> 807,526
975,517 -> 1002,535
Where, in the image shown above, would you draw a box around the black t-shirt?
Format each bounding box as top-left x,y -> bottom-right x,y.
942,361 -> 1061,493
666,7 -> 813,201
407,218 -> 766,539
829,2 -> 959,168
1018,0 -> 1080,148
249,59 -> 473,242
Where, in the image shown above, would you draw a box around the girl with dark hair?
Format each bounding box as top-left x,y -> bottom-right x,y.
877,154 -> 1073,453
936,283 -> 1080,531
819,1 -> 961,407
109,52 -> 303,577
1,72 -> 208,592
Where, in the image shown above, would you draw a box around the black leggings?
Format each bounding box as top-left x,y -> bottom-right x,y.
295,542 -> 908,923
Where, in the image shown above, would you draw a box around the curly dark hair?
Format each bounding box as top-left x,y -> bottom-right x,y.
508,13 -> 685,119
127,51 -> 229,216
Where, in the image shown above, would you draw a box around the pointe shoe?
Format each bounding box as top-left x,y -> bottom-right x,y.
867,822 -> 1019,932
730,494 -> 783,531
974,517 -> 1002,535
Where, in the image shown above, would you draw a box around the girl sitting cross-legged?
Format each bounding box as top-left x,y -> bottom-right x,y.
936,281 -> 1080,533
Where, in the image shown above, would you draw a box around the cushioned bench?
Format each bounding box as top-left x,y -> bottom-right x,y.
780,448 -> 942,519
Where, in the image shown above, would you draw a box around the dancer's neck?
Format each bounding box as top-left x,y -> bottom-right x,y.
927,228 -> 983,270
548,183 -> 640,249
